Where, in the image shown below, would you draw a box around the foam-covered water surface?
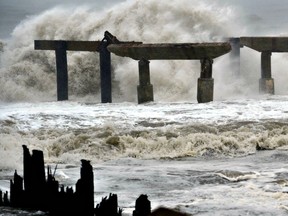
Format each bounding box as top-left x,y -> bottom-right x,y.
0,95 -> 288,168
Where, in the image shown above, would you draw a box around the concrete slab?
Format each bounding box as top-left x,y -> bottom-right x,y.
240,37 -> 288,52
107,43 -> 231,60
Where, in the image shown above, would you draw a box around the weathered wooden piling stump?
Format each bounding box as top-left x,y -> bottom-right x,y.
95,193 -> 122,216
10,171 -> 24,207
76,159 -> 94,216
133,194 -> 151,216
108,42 -> 231,103
7,145 -> 195,215
7,146 -> 97,215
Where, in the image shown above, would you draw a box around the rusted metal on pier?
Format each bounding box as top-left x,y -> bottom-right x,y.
108,42 -> 231,103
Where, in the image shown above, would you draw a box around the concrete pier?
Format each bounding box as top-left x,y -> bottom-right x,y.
260,51 -> 274,94
35,32 -> 141,102
35,40 -> 101,101
197,58 -> 214,103
137,59 -> 154,103
108,42 -> 231,103
239,37 -> 288,95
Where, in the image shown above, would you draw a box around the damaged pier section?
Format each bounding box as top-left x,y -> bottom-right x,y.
229,37 -> 288,95
34,31 -> 141,102
108,42 -> 231,103
35,32 -> 231,104
34,33 -> 288,103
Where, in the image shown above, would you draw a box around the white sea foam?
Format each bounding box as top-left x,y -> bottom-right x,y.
0,95 -> 288,168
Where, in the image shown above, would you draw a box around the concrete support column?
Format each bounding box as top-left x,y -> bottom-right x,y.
197,58 -> 214,103
55,41 -> 68,101
137,59 -> 154,104
99,41 -> 112,103
229,37 -> 241,76
260,51 -> 274,94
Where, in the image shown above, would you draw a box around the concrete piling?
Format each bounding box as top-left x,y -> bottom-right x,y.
108,42 -> 231,103
260,51 -> 274,94
137,59 -> 154,104
240,37 -> 288,95
197,58 -> 214,103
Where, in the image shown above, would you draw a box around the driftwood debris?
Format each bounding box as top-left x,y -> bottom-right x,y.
0,146 -> 191,215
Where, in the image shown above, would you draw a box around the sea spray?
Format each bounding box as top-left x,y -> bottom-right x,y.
1,98 -> 288,167
0,0 -> 248,102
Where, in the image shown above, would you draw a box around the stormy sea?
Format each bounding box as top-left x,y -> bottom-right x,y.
1,0 -> 288,215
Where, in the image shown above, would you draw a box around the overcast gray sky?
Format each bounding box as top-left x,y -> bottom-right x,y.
1,0 -> 288,39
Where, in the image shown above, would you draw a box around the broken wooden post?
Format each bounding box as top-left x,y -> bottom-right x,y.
197,58 -> 214,103
10,171 -> 24,207
99,40 -> 112,103
133,194 -> 151,216
75,159 -> 94,216
137,59 -> 154,103
3,191 -> 9,206
260,51 -> 274,94
22,145 -> 32,206
55,41 -> 68,101
22,145 -> 46,208
95,193 -> 122,216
